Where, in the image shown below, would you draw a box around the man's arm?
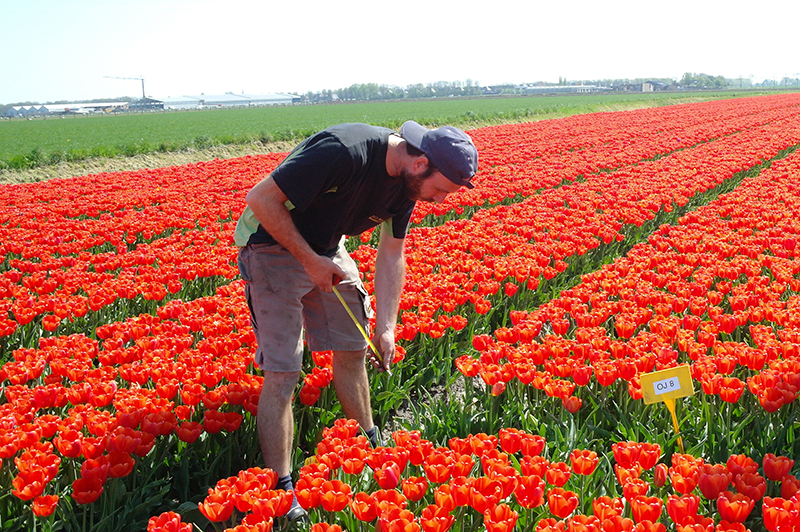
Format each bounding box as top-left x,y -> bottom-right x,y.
371,222 -> 406,371
245,175 -> 345,292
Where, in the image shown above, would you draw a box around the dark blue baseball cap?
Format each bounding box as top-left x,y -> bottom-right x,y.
400,120 -> 478,188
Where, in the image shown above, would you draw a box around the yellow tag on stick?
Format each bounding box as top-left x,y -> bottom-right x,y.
640,364 -> 694,452
640,364 -> 694,405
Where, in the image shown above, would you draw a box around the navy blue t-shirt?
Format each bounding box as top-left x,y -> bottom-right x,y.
247,123 -> 416,255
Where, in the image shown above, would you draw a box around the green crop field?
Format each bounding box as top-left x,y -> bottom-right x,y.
0,91 -> 769,170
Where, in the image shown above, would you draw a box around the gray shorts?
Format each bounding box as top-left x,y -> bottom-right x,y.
238,242 -> 373,372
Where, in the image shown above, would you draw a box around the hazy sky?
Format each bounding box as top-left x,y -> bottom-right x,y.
3,0 -> 798,104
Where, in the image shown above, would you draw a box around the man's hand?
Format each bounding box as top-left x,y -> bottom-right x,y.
303,255 -> 347,293
370,329 -> 396,373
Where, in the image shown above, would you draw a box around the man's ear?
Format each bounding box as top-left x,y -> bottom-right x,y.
412,155 -> 430,174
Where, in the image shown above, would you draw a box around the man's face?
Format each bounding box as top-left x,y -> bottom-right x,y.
402,161 -> 462,203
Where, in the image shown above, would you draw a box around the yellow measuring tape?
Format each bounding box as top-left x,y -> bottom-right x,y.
331,285 -> 389,373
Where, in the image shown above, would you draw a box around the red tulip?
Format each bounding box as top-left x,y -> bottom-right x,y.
374,461 -> 402,490
734,472 -> 766,501
72,477 -> 105,506
32,494 -> 59,517
697,463 -> 731,499
762,496 -> 798,531
762,453 -> 794,482
653,463 -> 669,488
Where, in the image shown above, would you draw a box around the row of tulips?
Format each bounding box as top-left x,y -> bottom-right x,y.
149,420 -> 800,531
3,96 -> 800,343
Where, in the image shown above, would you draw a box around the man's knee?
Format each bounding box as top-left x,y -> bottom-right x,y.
333,349 -> 367,365
261,370 -> 301,401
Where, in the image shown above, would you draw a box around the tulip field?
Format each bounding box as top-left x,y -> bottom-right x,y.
3,92 -> 800,532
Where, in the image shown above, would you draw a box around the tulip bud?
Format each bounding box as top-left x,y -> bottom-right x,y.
654,463 -> 668,488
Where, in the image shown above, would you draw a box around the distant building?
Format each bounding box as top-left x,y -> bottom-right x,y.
3,101 -> 129,117
158,93 -> 296,110
3,93 -> 299,117
523,85 -> 611,94
642,81 -> 670,92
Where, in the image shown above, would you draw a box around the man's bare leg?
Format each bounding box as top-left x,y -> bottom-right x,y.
258,370 -> 301,477
331,349 -> 375,432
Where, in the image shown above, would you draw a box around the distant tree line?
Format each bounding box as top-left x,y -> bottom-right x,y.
303,79 -> 484,103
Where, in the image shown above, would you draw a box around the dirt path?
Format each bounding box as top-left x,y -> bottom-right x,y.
0,141 -> 296,185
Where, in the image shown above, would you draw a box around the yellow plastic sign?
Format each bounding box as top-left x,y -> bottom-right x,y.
640,364 -> 695,405
640,364 -> 695,453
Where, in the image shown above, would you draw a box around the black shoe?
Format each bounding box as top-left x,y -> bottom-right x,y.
286,505 -> 308,522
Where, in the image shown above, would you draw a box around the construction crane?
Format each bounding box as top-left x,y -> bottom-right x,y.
104,76 -> 147,99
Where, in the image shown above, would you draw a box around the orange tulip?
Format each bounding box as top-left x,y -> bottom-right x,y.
484,503 -> 518,532
402,476 -> 429,502
469,476 -> 503,514
637,443 -> 661,470
716,491 -> 754,523
546,461 -> 572,487
726,454 -> 759,477
295,476 -> 324,509
653,463 -> 669,488
373,488 -> 407,514
147,511 -> 192,532
378,507 -> 418,532
547,487 -> 579,519
630,495 -> 662,523
498,428 -> 523,455
622,478 -> 650,502
669,462 -> 699,495
514,474 -> 545,508
249,490 -> 292,519
349,492 -> 378,522
419,504 -> 455,532
423,449 -> 455,484
612,442 -> 641,469
570,449 -> 599,476
592,496 -> 624,520
665,494 -> 700,525
318,479 -> 352,513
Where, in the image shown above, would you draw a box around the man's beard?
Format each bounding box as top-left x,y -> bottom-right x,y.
400,166 -> 436,201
